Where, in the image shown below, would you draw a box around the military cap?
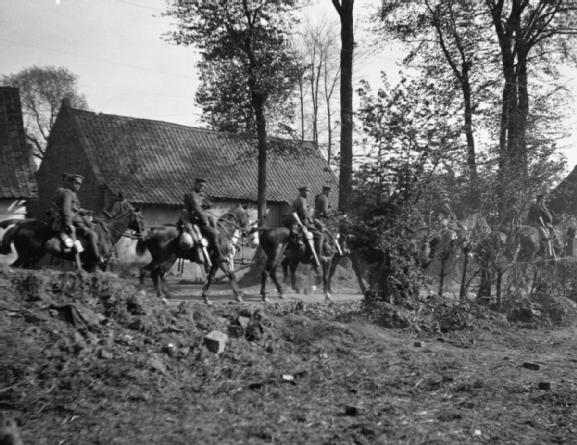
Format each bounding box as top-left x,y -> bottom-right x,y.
298,186 -> 310,192
322,185 -> 332,190
65,173 -> 84,184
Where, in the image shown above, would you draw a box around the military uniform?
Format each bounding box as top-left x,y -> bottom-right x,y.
179,178 -> 222,261
290,186 -> 321,266
314,186 -> 331,221
292,194 -> 313,225
49,174 -> 101,263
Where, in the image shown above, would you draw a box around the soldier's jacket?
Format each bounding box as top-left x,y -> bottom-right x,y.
184,190 -> 212,227
314,193 -> 330,219
292,196 -> 312,225
50,187 -> 87,231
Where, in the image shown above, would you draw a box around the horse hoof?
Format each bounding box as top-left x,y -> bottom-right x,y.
312,285 -> 317,292
235,294 -> 244,303
278,294 -> 286,300
203,297 -> 212,306
325,293 -> 333,302
262,295 -> 270,303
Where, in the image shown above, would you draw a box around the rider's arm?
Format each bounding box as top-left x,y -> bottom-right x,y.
62,191 -> 74,228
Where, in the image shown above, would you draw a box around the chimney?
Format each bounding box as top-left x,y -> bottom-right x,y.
61,96 -> 71,109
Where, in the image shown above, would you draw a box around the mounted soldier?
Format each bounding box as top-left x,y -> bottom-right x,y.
527,192 -> 555,256
314,185 -> 342,256
290,185 -> 320,267
48,173 -> 103,267
178,177 -> 221,265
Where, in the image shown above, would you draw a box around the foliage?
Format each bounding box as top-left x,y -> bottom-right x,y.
344,201 -> 431,305
377,0 -> 575,215
194,49 -> 297,136
354,74 -> 460,209
164,0 -> 301,218
165,0 -> 300,135
2,65 -> 88,160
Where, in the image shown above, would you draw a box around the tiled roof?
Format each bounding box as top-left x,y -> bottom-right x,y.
68,107 -> 339,206
550,165 -> 577,215
0,87 -> 38,199
0,147 -> 37,200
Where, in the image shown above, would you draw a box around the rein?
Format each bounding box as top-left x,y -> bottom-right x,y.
100,206 -> 142,240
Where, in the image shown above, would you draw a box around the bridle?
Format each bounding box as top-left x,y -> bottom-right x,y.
102,202 -> 144,240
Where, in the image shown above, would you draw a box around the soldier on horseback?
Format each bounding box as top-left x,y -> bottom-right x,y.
178,177 -> 222,263
290,185 -> 320,267
314,185 -> 342,256
527,192 -> 555,256
48,173 -> 103,266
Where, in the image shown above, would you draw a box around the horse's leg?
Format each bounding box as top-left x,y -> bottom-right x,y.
201,262 -> 219,305
282,256 -> 290,286
219,261 -> 244,303
139,267 -> 146,286
311,263 -> 322,290
261,244 -> 287,302
349,253 -> 368,294
150,268 -> 161,297
323,259 -> 333,302
327,254 -> 340,294
260,266 -> 269,302
289,260 -> 299,292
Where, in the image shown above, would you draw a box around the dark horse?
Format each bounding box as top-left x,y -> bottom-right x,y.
258,216 -> 341,302
0,198 -> 145,273
136,204 -> 254,304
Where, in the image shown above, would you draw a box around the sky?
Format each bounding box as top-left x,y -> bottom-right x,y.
1,0 -> 577,173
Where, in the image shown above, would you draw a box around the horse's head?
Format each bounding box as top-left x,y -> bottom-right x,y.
108,198 -> 145,239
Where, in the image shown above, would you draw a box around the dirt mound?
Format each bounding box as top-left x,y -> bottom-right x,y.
0,266 -> 369,444
3,266 -> 577,445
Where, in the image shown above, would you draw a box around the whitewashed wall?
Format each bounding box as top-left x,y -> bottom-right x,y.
0,199 -> 28,265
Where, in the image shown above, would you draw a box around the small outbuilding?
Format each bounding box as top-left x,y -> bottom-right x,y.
36,100 -> 339,227
0,87 -> 38,221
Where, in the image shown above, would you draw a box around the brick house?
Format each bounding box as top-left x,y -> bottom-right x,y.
0,87 -> 38,220
36,100 -> 338,227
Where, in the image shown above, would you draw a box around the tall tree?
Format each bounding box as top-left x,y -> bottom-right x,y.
485,0 -> 577,179
166,0 -> 299,219
2,65 -> 88,160
195,57 -> 296,136
332,0 -> 355,213
292,15 -> 341,161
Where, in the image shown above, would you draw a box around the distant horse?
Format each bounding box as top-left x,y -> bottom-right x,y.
136,204 -> 254,304
504,217 -> 576,295
258,216 -> 341,302
0,199 -> 145,273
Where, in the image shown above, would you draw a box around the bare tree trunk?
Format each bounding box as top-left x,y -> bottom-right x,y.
332,0 -> 354,213
299,75 -> 305,142
253,91 -> 268,220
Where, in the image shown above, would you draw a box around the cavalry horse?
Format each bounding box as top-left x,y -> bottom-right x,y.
258,216 -> 341,302
0,198 -> 145,273
136,204 -> 254,304
505,216 -> 576,296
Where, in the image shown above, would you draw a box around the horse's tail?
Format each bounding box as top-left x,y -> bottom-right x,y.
0,224 -> 18,254
135,238 -> 147,256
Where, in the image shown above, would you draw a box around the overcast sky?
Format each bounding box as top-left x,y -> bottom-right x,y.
1,0 -> 576,172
